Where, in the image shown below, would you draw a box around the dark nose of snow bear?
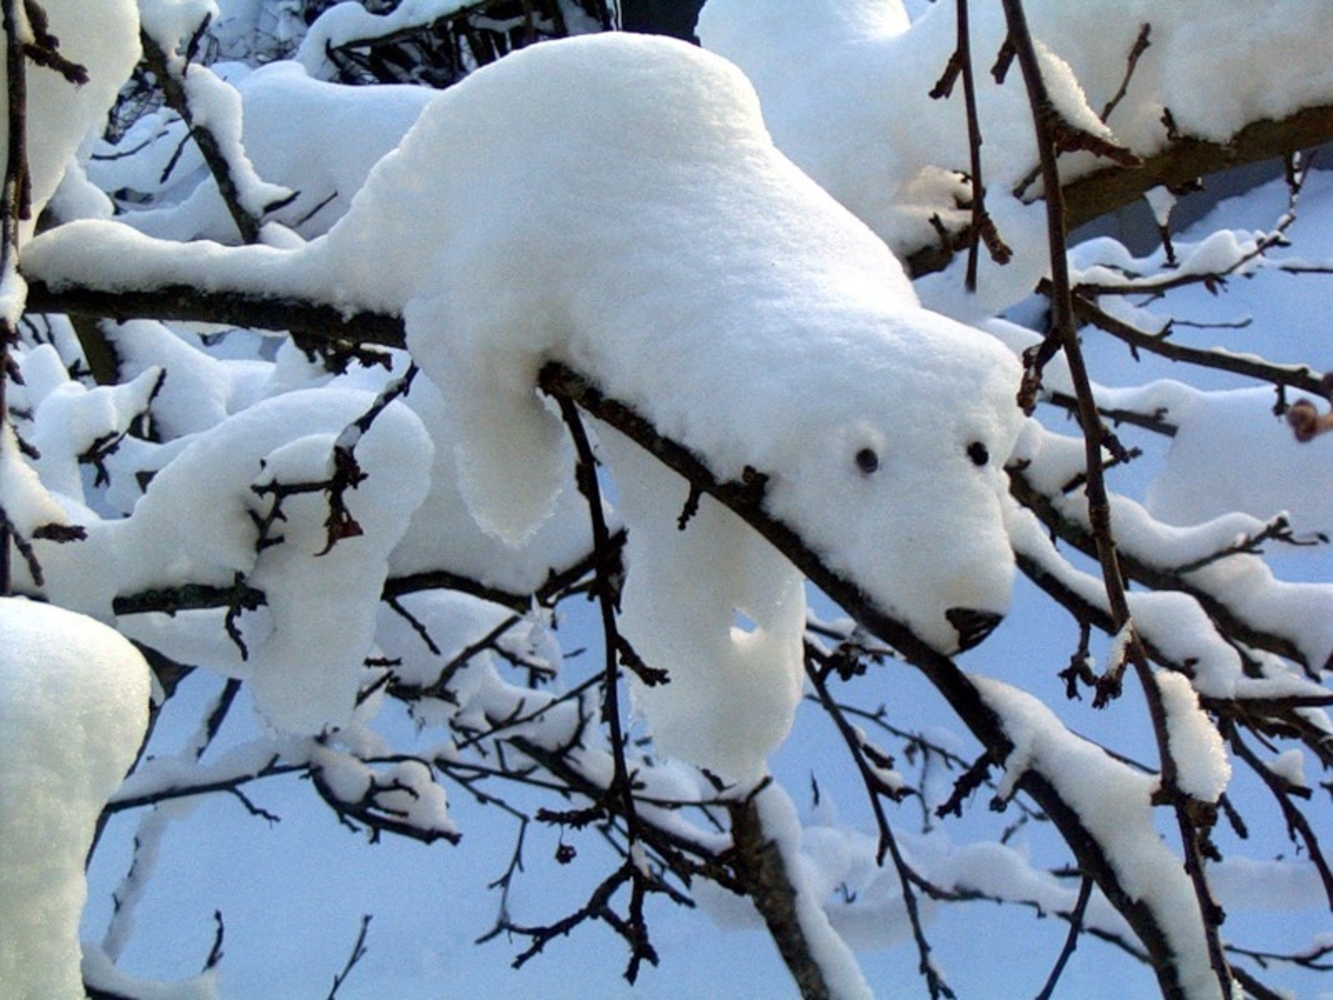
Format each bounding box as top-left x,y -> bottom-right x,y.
945,607 -> 1004,652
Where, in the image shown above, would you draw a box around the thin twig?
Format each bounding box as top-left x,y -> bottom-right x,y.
326,914 -> 372,1000
1036,875 -> 1094,999
1001,3 -> 1234,995
806,645 -> 954,999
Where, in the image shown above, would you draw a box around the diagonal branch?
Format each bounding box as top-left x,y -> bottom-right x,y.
139,19 -> 293,244
906,101 -> 1333,279
1002,6 -> 1232,992
536,359 -> 1214,999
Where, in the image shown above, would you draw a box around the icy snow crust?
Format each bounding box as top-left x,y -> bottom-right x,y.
302,33 -> 1025,777
0,598 -> 150,1000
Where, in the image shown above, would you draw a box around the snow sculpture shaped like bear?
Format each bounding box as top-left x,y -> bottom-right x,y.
314,34 -> 1023,777
320,33 -> 1024,657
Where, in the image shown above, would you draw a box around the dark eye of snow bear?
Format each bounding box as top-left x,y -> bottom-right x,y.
967,441 -> 990,467
855,448 -> 880,475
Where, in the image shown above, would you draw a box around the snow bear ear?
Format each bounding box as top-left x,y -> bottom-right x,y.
450,385 -> 570,548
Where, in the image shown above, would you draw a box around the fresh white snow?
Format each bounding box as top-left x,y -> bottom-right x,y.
0,598 -> 151,999
3,1 -> 1332,997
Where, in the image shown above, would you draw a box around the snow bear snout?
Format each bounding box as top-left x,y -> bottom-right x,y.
945,606 -> 1005,652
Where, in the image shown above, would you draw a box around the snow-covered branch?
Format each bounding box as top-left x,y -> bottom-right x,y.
138,9 -> 293,243
5,5 -> 1333,998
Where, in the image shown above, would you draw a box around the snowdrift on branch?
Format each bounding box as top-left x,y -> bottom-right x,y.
0,598 -> 150,999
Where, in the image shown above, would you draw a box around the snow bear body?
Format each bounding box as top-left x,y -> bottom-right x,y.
317,33 -> 1024,775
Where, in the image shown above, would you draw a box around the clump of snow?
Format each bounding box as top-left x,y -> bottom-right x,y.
756,783 -> 875,1000
1127,384 -> 1333,536
31,389 -> 433,735
602,430 -> 806,784
385,373 -> 596,598
0,421 -> 73,541
8,0 -> 141,242
107,320 -> 271,438
1265,748 -> 1309,791
1144,186 -> 1178,229
95,61 -> 434,242
17,32 -> 1027,781
0,598 -> 151,999
81,948 -> 218,1000
1155,670 -> 1230,803
974,674 -> 1224,999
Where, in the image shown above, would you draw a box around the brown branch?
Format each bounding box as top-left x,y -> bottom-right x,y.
1223,721 -> 1333,910
806,644 -> 954,999
1065,103 -> 1333,234
1099,24 -> 1152,123
1036,875 -> 1095,1000
23,278 -> 407,348
1068,292 -> 1326,397
1005,4 -> 1231,993
139,24 -> 272,245
0,0 -> 27,596
908,102 -> 1333,279
725,790 -> 833,1000
932,0 -> 1008,292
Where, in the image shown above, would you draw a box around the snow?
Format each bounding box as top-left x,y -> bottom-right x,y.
27,387 -> 434,735
6,0 -> 141,242
5,3 -> 1333,997
0,597 -> 150,999
0,421 -> 72,540
24,31 -> 1028,651
1265,748 -> 1309,791
601,429 -> 807,784
1156,669 -> 1231,803
698,0 -> 1333,312
309,33 -> 1026,658
93,61 -> 434,242
1127,383 -> 1333,535
757,782 -> 875,1000
138,0 -> 220,50
975,674 -> 1224,999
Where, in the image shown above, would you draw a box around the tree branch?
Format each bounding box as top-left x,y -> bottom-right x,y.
906,102 -> 1333,278
725,790 -> 833,1000
536,359 -> 1216,998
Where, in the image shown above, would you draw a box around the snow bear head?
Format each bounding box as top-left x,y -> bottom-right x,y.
747,306 -> 1025,654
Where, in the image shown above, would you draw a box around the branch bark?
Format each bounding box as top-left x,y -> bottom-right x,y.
726,792 -> 832,1000
537,360 -> 1206,1000
906,102 -> 1333,279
